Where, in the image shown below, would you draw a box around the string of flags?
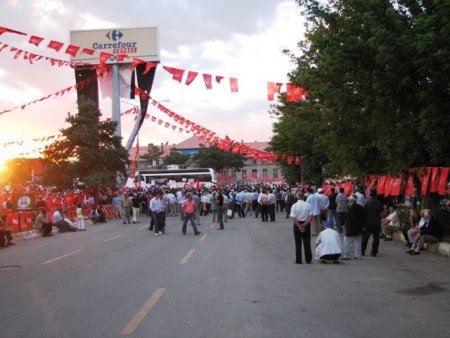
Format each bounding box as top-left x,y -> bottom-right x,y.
0,24 -> 306,102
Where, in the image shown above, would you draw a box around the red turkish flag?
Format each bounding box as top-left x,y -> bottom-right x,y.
430,167 -> 440,192
132,58 -> 146,68
287,156 -> 293,165
164,122 -> 170,128
391,177 -> 403,196
163,66 -> 185,83
421,167 -> 432,195
294,156 -> 301,165
0,26 -> 26,36
438,167 -> 449,196
267,82 -> 283,100
203,74 -> 212,89
232,143 -> 241,154
286,83 -> 303,102
185,71 -> 198,85
377,176 -> 387,195
65,45 -> 80,57
47,40 -> 64,52
142,62 -> 157,75
216,76 -> 224,83
404,169 -> 414,196
230,78 -> 238,92
81,48 -> 94,55
29,35 -> 44,46
344,181 -> 353,195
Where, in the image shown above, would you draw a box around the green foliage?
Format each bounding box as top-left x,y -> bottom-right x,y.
163,147 -> 190,165
140,143 -> 163,162
269,0 -> 450,180
192,144 -> 246,172
3,158 -> 46,185
41,97 -> 129,191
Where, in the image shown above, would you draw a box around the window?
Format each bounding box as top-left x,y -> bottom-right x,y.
231,170 -> 236,181
273,168 -> 278,179
252,169 -> 257,178
263,169 -> 268,178
242,170 -> 247,180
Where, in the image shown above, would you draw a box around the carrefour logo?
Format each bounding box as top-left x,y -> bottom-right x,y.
106,30 -> 124,41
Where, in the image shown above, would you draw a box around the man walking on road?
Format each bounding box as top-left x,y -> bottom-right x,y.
362,189 -> 383,257
290,191 -> 313,264
182,192 -> 201,236
216,189 -> 225,230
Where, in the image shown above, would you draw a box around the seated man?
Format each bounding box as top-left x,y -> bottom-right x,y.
35,208 -> 53,237
381,204 -> 400,241
89,205 -> 107,224
407,209 -> 442,255
0,214 -> 16,248
315,221 -> 342,264
52,208 -> 78,233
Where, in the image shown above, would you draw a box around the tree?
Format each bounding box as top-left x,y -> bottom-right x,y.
270,0 -> 450,181
140,143 -> 163,163
3,158 -> 46,185
163,147 -> 190,165
192,144 -> 246,172
41,97 -> 130,194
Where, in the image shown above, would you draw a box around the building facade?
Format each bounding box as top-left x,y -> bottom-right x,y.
128,136 -> 285,184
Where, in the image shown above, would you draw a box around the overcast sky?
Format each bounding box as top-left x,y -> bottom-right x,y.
0,0 -> 305,161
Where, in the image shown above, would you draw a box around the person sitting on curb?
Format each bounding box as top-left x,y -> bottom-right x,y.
52,208 -> 78,233
89,205 -> 107,224
0,215 -> 16,248
315,221 -> 342,264
402,208 -> 422,248
35,208 -> 53,237
407,209 -> 442,255
381,204 -> 400,241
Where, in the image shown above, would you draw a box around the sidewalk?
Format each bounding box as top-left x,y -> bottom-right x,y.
393,231 -> 450,256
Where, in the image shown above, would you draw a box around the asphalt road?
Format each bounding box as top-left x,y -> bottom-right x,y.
0,212 -> 449,338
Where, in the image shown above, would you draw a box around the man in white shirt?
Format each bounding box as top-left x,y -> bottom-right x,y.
306,189 -> 322,236
290,191 -> 313,264
315,221 -> 343,264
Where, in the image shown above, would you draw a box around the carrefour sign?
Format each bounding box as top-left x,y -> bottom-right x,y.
70,27 -> 159,64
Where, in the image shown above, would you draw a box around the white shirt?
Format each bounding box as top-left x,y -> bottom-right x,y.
290,200 -> 313,221
317,193 -> 330,210
315,228 -> 343,259
306,193 -> 322,216
355,192 -> 365,207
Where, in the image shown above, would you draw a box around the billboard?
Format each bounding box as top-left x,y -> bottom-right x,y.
70,27 -> 159,64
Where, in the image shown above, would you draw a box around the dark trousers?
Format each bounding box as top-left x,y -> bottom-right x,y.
276,200 -> 284,212
362,226 -> 381,256
42,223 -> 53,236
293,223 -> 312,264
260,205 -> 269,221
236,204 -> 245,218
268,204 -> 275,221
217,206 -> 225,229
286,203 -> 293,218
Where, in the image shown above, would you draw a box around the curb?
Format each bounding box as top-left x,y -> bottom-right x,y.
393,231 -> 450,257
11,220 -> 95,242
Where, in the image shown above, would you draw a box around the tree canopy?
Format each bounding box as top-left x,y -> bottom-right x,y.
270,0 -> 450,184
41,97 -> 130,191
139,143 -> 163,163
192,144 -> 246,172
163,147 -> 190,165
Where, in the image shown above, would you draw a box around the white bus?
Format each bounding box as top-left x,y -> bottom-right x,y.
136,168 -> 217,188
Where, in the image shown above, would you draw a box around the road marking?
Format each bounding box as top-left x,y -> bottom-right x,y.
41,249 -> 84,265
120,288 -> 166,336
139,225 -> 148,230
209,223 -> 215,228
180,249 -> 196,264
199,233 -> 207,242
104,235 -> 124,243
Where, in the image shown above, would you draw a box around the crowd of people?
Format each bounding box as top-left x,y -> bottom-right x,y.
291,186 -> 445,264
0,181 -> 447,263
